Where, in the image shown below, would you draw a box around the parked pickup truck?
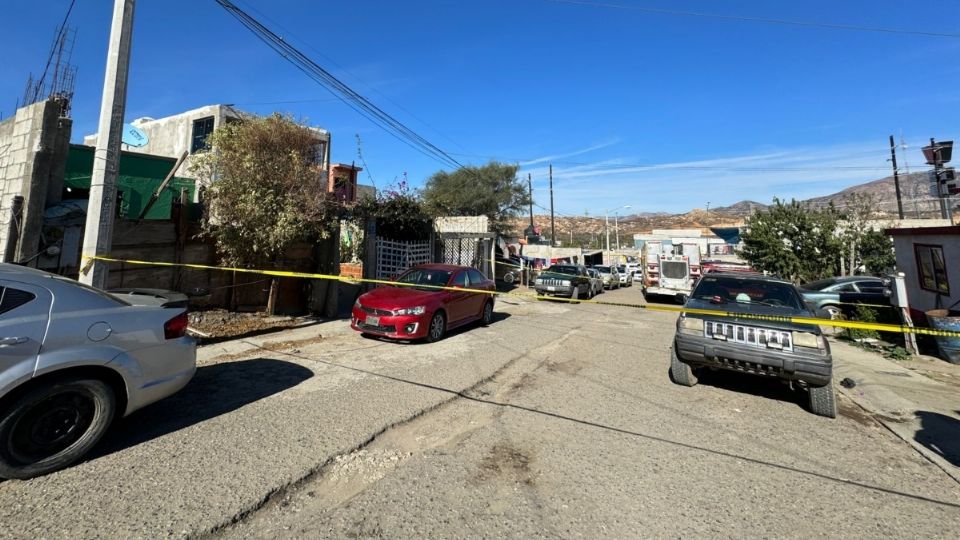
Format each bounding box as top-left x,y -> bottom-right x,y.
534,264 -> 593,301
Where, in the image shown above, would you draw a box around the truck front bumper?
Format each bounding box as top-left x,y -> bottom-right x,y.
674,333 -> 832,386
535,285 -> 576,297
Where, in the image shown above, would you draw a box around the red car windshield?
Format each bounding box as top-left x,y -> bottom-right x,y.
396,268 -> 453,291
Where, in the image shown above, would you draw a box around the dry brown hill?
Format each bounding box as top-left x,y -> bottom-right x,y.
509,171 -> 941,244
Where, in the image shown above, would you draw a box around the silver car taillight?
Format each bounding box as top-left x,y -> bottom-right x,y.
164,312 -> 189,339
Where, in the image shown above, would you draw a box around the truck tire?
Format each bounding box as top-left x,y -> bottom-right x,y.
808,381 -> 837,418
669,348 -> 698,387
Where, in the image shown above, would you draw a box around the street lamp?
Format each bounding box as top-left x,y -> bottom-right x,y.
604,205 -> 631,252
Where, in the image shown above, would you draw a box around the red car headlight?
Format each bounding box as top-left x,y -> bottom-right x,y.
393,306 -> 425,316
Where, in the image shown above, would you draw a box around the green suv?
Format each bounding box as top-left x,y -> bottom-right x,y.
534,264 -> 593,300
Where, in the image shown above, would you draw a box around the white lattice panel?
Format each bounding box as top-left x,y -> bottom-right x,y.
375,239 -> 432,279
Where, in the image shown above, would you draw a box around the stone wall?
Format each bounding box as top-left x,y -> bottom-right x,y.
0,98 -> 72,262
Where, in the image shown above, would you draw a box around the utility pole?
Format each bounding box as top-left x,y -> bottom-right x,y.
604,213 -> 610,252
928,138 -> 950,220
889,135 -> 904,219
614,212 -> 621,250
527,173 -> 534,231
80,0 -> 136,288
549,164 -> 556,246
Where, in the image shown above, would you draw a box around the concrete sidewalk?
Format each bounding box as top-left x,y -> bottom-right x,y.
196,317 -> 356,363
833,339 -> 960,482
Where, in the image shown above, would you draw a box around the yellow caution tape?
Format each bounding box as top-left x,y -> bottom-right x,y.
80,255 -> 960,338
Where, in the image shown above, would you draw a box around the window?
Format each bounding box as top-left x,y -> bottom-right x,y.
855,281 -> 884,294
915,244 -> 950,295
831,282 -> 857,292
0,287 -> 36,316
396,269 -> 452,291
452,271 -> 467,288
191,116 -> 215,153
467,268 -> 485,285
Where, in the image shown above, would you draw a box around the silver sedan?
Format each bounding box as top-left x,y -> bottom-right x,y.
0,264 -> 196,479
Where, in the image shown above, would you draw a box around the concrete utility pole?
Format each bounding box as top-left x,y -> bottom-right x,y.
527,173 -> 534,231
889,135 -> 904,219
604,213 -> 610,252
614,212 -> 620,250
80,0 -> 135,288
549,164 -> 556,246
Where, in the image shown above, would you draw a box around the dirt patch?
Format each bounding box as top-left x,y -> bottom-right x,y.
473,443 -> 535,486
188,309 -> 300,340
907,368 -> 960,387
261,334 -> 326,352
546,358 -> 584,376
838,400 -> 878,428
503,372 -> 538,396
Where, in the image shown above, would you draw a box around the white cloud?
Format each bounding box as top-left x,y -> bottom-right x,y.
521,139 -> 943,214
518,139 -> 621,167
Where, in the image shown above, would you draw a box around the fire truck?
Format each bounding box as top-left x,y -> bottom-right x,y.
641,240 -> 702,303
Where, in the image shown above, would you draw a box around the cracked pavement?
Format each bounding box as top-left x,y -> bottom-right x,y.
1,288 -> 958,538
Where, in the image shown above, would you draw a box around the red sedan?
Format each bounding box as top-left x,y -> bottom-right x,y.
351,264 -> 496,342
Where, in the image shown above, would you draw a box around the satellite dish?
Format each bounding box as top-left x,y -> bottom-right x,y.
121,123 -> 149,147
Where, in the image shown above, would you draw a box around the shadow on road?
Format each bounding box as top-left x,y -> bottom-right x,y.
89,359 -> 313,460
915,411 -> 960,467
696,370 -> 806,412
256,344 -> 960,510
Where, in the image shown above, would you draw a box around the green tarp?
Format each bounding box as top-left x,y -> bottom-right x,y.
65,144 -> 197,220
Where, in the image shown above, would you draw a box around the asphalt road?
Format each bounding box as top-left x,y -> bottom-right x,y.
1,286 -> 959,538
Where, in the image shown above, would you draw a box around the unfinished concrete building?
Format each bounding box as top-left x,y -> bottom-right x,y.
83,104 -> 332,195
0,97 -> 72,262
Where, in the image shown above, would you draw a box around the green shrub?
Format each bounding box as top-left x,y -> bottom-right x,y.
886,346 -> 910,361
844,304 -> 881,341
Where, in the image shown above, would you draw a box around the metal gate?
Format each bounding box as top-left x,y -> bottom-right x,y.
435,232 -> 496,277
374,238 -> 433,280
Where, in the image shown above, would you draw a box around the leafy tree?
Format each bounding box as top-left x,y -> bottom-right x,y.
352,180 -> 433,241
838,193 -> 881,275
858,228 -> 896,274
193,114 -> 339,267
421,162 -> 530,233
739,198 -> 843,283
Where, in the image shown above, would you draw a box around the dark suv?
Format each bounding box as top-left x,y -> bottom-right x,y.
670,273 -> 836,417
534,264 -> 592,300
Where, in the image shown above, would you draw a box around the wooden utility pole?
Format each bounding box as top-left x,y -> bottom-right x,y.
80,0 -> 136,287
549,164 -> 556,246
889,135 -> 904,219
138,150 -> 188,219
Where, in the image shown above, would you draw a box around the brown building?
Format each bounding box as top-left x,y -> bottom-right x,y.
328,163 -> 362,203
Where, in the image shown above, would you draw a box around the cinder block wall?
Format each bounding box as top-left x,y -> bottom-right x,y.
0,98 -> 72,262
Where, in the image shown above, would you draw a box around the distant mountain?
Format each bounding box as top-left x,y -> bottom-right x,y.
804,171 -> 930,213
508,170 -> 943,241
711,200 -> 768,217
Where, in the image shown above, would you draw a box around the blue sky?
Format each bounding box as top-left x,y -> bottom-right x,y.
3,0 -> 959,215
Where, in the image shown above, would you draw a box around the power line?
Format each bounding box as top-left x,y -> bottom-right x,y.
448,152 -> 902,173
540,0 -> 960,39
229,97 -> 341,106
215,0 -> 463,170
232,0 -> 472,155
